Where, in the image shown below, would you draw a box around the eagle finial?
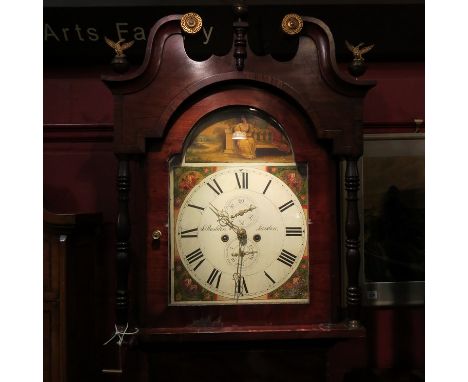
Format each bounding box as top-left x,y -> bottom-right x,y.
104,36 -> 135,57
345,40 -> 375,61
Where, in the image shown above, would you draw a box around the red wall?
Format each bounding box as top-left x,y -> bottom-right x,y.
362,63 -> 425,124
44,62 -> 424,372
44,63 -> 425,126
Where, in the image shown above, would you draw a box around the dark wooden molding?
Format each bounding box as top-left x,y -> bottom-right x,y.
102,14 -> 375,156
138,324 -> 365,344
43,209 -> 102,233
43,121 -> 421,145
43,123 -> 113,143
363,121 -> 425,133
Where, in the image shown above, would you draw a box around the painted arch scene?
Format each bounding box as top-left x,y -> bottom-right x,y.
184,106 -> 294,164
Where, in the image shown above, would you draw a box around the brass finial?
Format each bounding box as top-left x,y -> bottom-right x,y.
345,40 -> 375,61
181,12 -> 203,34
345,40 -> 375,78
104,36 -> 135,73
104,37 -> 134,57
281,14 -> 303,35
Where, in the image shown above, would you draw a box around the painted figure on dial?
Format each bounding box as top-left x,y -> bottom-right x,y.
234,117 -> 257,159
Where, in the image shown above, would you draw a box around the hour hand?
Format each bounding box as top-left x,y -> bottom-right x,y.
209,203 -> 221,217
209,203 -> 241,234
209,203 -> 228,223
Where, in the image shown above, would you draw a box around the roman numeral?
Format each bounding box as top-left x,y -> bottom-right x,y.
236,277 -> 248,294
188,203 -> 204,211
277,249 -> 297,267
186,248 -> 204,264
235,172 -> 248,189
206,179 -> 223,195
262,179 -> 272,194
279,200 -> 294,212
207,268 -> 222,288
193,259 -> 205,271
286,227 -> 303,236
242,277 -> 249,294
235,277 -> 249,295
264,271 -> 276,284
180,228 -> 198,238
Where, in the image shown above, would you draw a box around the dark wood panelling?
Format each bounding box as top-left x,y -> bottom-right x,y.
44,298 -> 61,382
43,211 -> 102,382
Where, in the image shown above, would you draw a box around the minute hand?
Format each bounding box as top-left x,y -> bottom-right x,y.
230,205 -> 257,219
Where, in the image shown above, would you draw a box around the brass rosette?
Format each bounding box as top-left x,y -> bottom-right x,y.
181,12 -> 203,34
281,13 -> 303,35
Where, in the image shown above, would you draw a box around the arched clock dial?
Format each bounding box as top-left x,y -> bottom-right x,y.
172,166 -> 308,303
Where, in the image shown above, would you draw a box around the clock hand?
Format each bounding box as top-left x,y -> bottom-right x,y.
209,203 -> 222,219
210,203 -> 248,299
231,250 -> 257,257
233,240 -> 246,301
230,204 -> 257,219
239,245 -> 245,299
209,203 -> 242,235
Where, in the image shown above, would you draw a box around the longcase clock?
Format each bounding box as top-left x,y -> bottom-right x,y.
102,7 -> 375,381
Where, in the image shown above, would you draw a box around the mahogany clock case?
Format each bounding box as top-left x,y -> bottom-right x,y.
101,14 -> 375,339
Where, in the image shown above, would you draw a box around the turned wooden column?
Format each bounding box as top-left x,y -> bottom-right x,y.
344,157 -> 362,327
116,155 -> 131,326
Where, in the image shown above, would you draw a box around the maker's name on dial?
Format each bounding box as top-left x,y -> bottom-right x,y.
257,224 -> 278,231
200,224 -> 228,232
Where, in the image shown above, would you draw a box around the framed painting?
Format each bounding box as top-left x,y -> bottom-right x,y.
342,133 -> 425,306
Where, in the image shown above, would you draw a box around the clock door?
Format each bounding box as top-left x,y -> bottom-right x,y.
143,87 -> 339,326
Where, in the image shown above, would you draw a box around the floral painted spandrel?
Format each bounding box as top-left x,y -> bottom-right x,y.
267,165 -> 308,207
173,167 -> 216,209
268,257 -> 309,300
173,256 -> 217,302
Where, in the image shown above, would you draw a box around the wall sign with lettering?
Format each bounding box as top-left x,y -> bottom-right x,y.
44,4 -> 424,65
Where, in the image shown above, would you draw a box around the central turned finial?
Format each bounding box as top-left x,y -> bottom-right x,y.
233,1 -> 248,71
233,1 -> 248,18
